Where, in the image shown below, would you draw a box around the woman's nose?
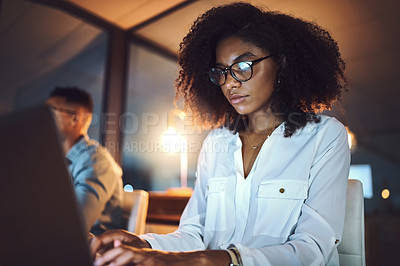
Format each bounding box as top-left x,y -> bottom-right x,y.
224,71 -> 241,89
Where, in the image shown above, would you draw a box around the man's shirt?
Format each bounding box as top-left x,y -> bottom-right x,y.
67,135 -> 123,235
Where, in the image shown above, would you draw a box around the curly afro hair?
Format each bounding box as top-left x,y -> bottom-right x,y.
175,2 -> 348,137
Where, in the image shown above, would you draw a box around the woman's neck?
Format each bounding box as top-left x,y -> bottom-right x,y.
246,110 -> 283,134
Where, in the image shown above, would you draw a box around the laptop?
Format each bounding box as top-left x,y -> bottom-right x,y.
0,105 -> 92,266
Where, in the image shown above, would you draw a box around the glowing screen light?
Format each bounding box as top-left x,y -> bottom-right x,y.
348,164 -> 373,199
124,184 -> 134,192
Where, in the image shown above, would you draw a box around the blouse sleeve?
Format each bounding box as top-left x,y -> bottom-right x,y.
234,121 -> 350,266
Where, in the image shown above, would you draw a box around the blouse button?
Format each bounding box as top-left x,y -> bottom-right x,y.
279,188 -> 285,193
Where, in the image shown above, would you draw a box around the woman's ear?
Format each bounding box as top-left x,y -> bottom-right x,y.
72,114 -> 79,123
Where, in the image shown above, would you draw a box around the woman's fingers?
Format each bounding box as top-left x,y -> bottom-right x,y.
110,249 -> 138,266
90,230 -> 138,257
114,240 -> 122,247
94,245 -> 166,266
90,237 -> 103,258
94,246 -> 127,266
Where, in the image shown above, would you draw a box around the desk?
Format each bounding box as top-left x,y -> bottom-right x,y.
145,191 -> 191,233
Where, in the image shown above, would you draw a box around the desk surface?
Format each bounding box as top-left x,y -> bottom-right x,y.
146,190 -> 192,225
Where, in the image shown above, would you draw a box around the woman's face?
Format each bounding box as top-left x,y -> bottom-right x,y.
215,36 -> 278,117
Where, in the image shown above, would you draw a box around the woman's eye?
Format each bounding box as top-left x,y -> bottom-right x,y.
237,62 -> 251,71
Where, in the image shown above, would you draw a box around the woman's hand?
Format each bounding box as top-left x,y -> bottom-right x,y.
90,229 -> 151,259
93,242 -> 231,266
87,232 -> 95,243
94,242 -> 176,266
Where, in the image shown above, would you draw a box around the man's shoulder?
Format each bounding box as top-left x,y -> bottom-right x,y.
84,137 -> 117,161
77,137 -> 122,174
70,136 -> 112,161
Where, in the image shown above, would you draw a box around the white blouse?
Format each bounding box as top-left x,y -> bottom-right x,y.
141,115 -> 350,266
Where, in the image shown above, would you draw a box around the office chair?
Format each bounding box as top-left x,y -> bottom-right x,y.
338,179 -> 366,266
122,190 -> 149,235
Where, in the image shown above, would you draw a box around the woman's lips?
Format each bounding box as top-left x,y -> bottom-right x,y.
230,95 -> 247,104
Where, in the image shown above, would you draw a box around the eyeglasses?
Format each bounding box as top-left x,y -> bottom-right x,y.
208,55 -> 273,86
48,105 -> 77,115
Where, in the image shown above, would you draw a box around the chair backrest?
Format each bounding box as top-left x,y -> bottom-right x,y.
338,179 -> 366,266
122,190 -> 149,235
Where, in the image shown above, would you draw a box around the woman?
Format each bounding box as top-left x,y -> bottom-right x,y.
91,2 -> 350,265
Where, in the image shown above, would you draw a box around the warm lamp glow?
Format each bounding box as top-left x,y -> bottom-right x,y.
160,126 -> 189,189
180,137 -> 188,187
346,127 -> 356,150
178,111 -> 186,120
160,127 -> 185,153
381,188 -> 390,199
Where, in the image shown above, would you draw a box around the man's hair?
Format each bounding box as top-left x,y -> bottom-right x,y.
175,2 -> 348,137
49,87 -> 93,113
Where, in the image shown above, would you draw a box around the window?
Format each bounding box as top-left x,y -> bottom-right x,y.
0,0 -> 108,140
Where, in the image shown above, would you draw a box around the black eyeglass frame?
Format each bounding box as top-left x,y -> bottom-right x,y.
209,55 -> 274,86
47,105 -> 77,115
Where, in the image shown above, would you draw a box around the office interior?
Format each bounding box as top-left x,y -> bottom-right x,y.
0,0 -> 399,265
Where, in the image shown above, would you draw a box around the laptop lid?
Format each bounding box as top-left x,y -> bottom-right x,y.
0,105 -> 92,266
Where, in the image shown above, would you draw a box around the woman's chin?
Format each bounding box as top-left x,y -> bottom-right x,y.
233,106 -> 249,116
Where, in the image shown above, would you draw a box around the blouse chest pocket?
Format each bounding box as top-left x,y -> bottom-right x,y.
204,177 -> 229,232
257,180 -> 308,199
206,178 -> 226,195
253,180 -> 309,237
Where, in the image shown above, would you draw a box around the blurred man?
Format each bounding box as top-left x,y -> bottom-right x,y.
46,87 -> 123,235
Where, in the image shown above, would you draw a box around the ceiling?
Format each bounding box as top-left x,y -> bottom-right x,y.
67,0 -> 187,30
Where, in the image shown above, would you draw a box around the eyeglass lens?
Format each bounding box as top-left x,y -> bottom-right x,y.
209,61 -> 252,86
209,55 -> 273,86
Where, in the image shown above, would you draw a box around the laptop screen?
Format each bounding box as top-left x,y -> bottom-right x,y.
0,105 -> 92,266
